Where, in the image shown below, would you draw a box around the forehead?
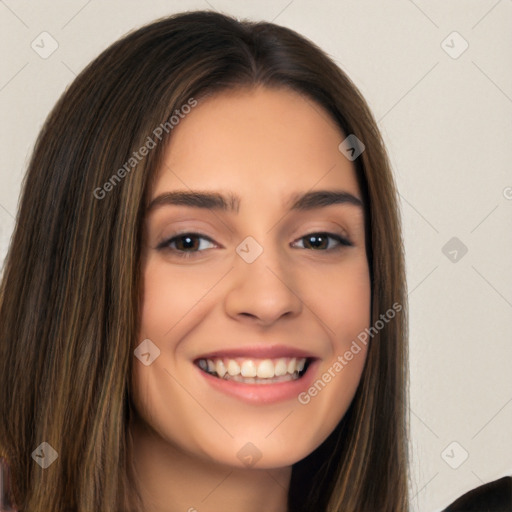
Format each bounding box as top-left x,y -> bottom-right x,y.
151,86 -> 361,202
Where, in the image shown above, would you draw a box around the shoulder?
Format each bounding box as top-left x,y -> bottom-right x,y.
442,475 -> 512,511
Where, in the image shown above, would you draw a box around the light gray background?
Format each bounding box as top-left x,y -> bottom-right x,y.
1,1 -> 511,510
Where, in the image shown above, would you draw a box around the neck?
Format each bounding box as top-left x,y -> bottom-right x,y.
128,415 -> 291,512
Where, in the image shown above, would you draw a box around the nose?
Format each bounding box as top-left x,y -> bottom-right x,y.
223,243 -> 303,327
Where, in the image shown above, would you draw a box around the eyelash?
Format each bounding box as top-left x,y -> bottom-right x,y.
156,231 -> 353,258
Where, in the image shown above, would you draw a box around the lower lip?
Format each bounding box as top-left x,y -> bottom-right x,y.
195,359 -> 320,404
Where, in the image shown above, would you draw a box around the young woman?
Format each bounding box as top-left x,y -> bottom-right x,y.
0,11 -> 408,512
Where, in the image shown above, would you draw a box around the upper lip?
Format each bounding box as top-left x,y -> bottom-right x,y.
194,344 -> 318,361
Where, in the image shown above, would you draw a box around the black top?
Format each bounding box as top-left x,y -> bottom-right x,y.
442,476 -> 512,511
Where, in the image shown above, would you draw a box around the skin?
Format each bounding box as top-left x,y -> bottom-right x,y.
130,86 -> 371,512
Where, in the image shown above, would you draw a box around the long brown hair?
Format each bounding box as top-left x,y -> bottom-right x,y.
0,11 -> 408,511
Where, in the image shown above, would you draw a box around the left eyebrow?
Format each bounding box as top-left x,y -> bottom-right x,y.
288,190 -> 363,211
146,189 -> 363,214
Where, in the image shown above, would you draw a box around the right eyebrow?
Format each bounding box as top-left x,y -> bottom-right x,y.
146,190 -> 240,213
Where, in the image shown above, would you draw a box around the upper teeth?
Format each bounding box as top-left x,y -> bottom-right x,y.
198,357 -> 307,379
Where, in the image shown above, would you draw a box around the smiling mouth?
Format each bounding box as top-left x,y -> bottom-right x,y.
194,356 -> 312,384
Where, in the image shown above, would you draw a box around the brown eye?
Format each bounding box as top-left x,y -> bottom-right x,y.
174,234 -> 200,251
157,232 -> 216,255
293,232 -> 352,251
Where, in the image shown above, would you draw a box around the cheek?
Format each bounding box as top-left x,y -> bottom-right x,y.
132,257 -> 226,448
306,257 -> 371,343
289,259 -> 370,448
138,257 -> 222,338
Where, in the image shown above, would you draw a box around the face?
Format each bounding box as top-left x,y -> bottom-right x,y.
132,86 -> 371,469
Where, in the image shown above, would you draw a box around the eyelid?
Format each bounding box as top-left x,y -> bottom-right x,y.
155,231 -> 220,251
291,231 -> 353,249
